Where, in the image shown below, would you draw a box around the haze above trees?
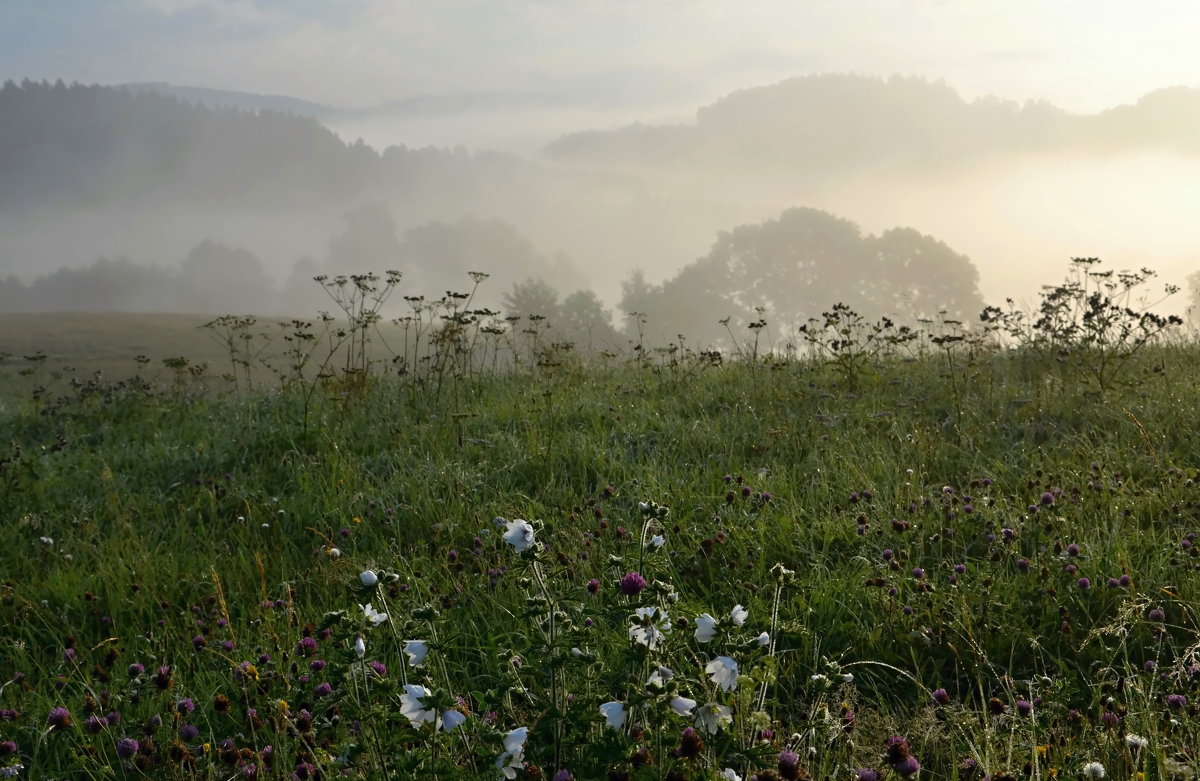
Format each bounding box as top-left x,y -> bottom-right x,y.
0,74 -> 1196,344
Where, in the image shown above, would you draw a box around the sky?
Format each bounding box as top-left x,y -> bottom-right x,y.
3,0 -> 1200,119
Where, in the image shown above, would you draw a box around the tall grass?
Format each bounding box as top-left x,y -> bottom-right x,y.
1,266 -> 1198,779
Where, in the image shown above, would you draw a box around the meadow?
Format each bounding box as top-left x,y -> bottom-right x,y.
1,265 -> 1199,780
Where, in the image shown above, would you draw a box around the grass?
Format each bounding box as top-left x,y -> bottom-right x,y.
1,303 -> 1199,780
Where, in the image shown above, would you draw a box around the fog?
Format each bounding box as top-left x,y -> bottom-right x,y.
1,72 -> 1197,344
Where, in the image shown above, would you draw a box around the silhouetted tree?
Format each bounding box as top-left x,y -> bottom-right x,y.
0,274 -> 28,313
326,205 -> 403,275
635,207 -> 984,346
502,278 -> 560,321
27,257 -> 176,312
176,240 -> 274,314
396,217 -> 583,305
559,289 -> 619,350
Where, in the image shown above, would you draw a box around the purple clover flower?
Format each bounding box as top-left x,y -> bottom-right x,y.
618,571 -> 647,596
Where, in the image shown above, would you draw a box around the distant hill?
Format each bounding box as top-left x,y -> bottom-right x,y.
544,74 -> 1200,173
119,81 -> 335,117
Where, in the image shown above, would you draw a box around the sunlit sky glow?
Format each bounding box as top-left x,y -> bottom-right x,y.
4,0 -> 1199,116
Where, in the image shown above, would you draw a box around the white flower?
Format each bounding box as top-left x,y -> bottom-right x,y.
694,613 -> 718,643
1125,734 -> 1149,750
721,769 -> 742,781
496,727 -> 528,779
360,603 -> 388,625
327,547 -> 342,558
399,684 -> 436,728
404,640 -> 429,667
755,631 -> 770,646
440,709 -> 467,732
842,673 -> 855,683
1082,761 -> 1107,779
503,519 -> 536,552
39,536 -> 53,546
359,570 -> 378,587
706,656 -> 739,692
599,701 -> 627,729
694,702 -> 733,735
354,636 -> 366,658
730,604 -> 748,626
646,666 -> 674,689
649,534 -> 665,548
669,696 -> 697,716
629,606 -> 671,650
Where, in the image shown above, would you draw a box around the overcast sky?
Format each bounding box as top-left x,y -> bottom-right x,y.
4,0 -> 1199,117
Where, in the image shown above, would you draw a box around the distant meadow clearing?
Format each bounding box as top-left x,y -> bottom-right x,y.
2,264 -> 1200,780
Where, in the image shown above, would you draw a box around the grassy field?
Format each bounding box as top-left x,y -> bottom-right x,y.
1,289 -> 1199,780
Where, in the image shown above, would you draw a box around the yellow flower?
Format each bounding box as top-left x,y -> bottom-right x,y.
352,516 -> 362,524
1037,745 -> 1049,758
202,743 -> 211,753
277,699 -> 289,712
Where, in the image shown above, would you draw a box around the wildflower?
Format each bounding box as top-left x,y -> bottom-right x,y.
354,636 -> 365,658
440,709 -> 466,732
619,571 -> 647,596
1016,699 -> 1033,717
326,547 -> 341,558
368,661 -> 387,678
359,570 -> 378,587
179,723 -> 199,741
403,640 -> 429,666
755,631 -> 770,646
1078,577 -> 1091,590
399,685 -> 436,728
503,519 -> 536,552
552,771 -> 573,781
705,656 -> 738,692
669,696 -> 697,716
855,770 -> 880,781
361,603 -> 388,625
932,688 -> 951,706
646,666 -> 674,689
46,706 -> 71,731
1125,734 -> 1149,750
1167,694 -> 1187,710
496,726 -> 528,779
629,606 -> 670,649
779,750 -> 802,780
1082,761 -> 1106,778
599,701 -> 627,730
314,682 -> 332,698
115,736 -> 139,759
587,578 -> 601,594
694,702 -> 733,735
894,756 -> 920,777
694,613 -> 718,643
649,535 -> 665,548
722,770 -> 743,781
1148,608 -> 1166,622
730,604 -> 748,626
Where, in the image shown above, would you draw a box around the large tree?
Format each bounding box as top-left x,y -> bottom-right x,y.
629,207 -> 984,346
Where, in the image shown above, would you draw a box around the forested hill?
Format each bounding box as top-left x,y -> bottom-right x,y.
545,74 -> 1200,173
0,80 -> 523,211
